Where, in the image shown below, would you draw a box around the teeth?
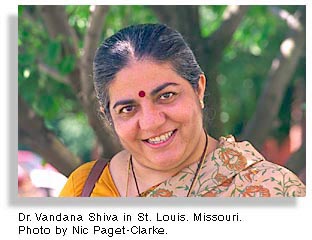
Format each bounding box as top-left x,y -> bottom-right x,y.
147,131 -> 174,144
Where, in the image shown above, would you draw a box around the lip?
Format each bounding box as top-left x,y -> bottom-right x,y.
142,129 -> 177,149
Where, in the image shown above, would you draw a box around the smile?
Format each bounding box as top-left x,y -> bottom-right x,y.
145,130 -> 176,145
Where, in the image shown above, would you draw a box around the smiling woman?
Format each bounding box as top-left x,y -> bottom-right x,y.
59,23 -> 305,197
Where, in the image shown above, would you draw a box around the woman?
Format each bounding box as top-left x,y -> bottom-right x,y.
59,23 -> 305,197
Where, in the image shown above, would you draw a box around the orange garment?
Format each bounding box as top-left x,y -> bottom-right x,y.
59,161 -> 120,197
59,136 -> 306,197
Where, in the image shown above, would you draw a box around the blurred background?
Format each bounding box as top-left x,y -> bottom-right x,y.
18,5 -> 306,197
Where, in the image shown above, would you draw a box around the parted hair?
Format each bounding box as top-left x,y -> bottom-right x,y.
93,23 -> 203,123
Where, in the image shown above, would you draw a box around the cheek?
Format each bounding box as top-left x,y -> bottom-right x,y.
168,99 -> 202,125
113,118 -> 138,142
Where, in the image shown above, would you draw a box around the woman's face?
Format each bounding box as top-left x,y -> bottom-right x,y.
108,60 -> 206,172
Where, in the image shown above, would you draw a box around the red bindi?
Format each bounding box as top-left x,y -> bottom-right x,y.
138,90 -> 146,98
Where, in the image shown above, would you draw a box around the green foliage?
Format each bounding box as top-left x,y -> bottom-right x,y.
47,113 -> 95,162
199,6 -> 226,37
66,5 -> 91,47
215,6 -> 304,139
46,41 -> 61,64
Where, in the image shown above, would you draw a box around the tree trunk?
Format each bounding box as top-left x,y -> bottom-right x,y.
285,142 -> 305,182
285,77 -> 305,181
19,96 -> 82,177
241,7 -> 305,149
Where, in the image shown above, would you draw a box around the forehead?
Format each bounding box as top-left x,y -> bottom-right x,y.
108,60 -> 188,97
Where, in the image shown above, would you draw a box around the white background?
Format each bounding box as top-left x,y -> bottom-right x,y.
1,1 -> 311,239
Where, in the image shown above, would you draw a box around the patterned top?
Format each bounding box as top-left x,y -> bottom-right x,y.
59,135 -> 305,197
143,135 -> 305,197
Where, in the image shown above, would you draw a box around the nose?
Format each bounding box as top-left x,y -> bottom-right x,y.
138,102 -> 166,131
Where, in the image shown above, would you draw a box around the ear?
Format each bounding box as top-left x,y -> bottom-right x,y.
100,106 -> 105,113
197,74 -> 206,100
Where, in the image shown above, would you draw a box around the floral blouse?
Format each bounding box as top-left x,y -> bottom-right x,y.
142,136 -> 306,197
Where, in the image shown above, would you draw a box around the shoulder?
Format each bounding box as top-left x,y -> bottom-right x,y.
213,135 -> 265,173
211,136 -> 305,197
59,161 -> 97,197
238,160 -> 306,197
71,160 -> 98,179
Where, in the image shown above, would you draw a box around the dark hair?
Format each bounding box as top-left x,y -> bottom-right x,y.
93,23 -> 203,123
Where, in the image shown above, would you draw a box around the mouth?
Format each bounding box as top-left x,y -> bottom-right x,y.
143,129 -> 177,146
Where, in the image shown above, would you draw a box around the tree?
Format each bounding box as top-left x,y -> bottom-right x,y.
18,5 -> 306,178
241,6 -> 305,148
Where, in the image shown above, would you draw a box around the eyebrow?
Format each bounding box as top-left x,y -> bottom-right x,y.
113,99 -> 136,109
112,82 -> 179,109
150,82 -> 179,96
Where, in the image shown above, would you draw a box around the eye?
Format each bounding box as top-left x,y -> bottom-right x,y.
119,105 -> 135,114
159,92 -> 175,100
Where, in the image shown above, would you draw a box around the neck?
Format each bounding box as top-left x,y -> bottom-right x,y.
129,129 -> 209,194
